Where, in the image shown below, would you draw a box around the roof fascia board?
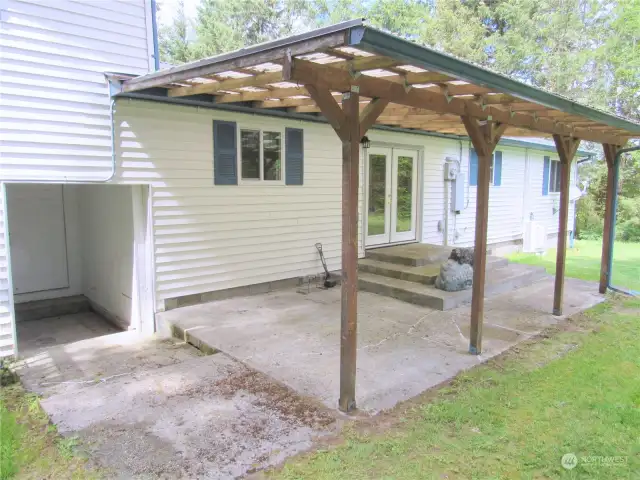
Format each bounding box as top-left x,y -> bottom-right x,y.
353,27 -> 640,136
122,19 -> 363,93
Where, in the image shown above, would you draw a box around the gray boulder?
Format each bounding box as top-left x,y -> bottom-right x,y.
449,247 -> 474,266
435,259 -> 473,292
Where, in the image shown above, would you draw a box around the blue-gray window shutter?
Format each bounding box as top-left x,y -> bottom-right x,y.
542,156 -> 550,196
469,148 -> 478,186
213,120 -> 237,185
285,128 -> 304,185
493,151 -> 502,186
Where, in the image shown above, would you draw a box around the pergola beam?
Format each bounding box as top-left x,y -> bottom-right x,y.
552,134 -> 581,315
461,117 -> 506,354
331,56 -> 398,72
360,97 -> 390,137
256,97 -> 315,108
304,83 -> 348,141
599,143 -> 620,293
215,87 -> 310,103
286,59 -> 627,144
168,71 -> 283,97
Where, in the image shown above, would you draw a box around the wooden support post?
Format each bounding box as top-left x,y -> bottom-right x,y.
339,87 -> 360,412
461,117 -> 507,355
552,135 -> 580,315
599,144 -> 620,293
300,81 -> 386,412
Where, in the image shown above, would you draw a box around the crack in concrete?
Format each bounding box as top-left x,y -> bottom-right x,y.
450,317 -> 467,343
359,311 -> 438,351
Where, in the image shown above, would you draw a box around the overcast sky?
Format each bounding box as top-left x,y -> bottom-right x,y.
157,0 -> 200,27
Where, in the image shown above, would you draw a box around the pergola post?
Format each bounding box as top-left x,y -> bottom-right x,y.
599,144 -> 620,293
339,86 -> 360,412
552,135 -> 580,315
461,117 -> 507,355
303,76 -> 388,412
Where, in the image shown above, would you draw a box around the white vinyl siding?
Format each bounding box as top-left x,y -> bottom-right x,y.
115,100 -> 579,310
0,0 -> 152,182
527,153 -> 577,247
0,185 -> 16,357
114,100 -> 343,306
453,146 -> 527,246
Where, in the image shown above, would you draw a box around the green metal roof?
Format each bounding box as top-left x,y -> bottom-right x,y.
347,23 -> 640,136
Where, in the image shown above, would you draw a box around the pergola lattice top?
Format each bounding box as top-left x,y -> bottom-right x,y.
121,19 -> 640,145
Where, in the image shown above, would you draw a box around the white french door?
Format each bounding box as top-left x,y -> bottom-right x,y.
365,147 -> 419,247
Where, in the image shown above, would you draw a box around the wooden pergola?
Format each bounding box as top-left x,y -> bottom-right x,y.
119,20 -> 640,412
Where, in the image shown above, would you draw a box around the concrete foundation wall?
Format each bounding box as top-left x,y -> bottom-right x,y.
77,185 -> 134,329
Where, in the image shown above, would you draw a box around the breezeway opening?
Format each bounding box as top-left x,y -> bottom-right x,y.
5,183 -> 153,358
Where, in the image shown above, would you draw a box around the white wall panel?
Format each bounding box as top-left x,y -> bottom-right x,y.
0,0 -> 152,182
0,0 -> 151,355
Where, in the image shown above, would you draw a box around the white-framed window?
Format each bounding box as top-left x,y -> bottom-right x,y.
239,128 -> 283,182
549,158 -> 561,193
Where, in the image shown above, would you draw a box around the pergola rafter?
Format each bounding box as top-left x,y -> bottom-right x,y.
118,19 -> 640,413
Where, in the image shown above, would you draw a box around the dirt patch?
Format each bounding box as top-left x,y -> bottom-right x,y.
180,364 -> 336,430
38,354 -> 337,479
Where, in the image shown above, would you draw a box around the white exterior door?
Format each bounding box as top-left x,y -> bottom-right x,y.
365,148 -> 419,247
7,184 -> 70,294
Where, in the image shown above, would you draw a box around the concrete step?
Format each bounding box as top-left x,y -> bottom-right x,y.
358,263 -> 548,311
359,259 -> 440,284
359,255 -> 509,285
366,244 -> 452,267
15,295 -> 91,322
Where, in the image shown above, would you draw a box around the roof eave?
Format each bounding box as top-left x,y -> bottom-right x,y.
353,27 -> 640,136
122,19 -> 363,93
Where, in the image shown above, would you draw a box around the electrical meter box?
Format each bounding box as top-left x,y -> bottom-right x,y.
452,175 -> 465,213
444,162 -> 458,180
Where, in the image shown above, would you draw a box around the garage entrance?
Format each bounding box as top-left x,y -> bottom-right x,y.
5,183 -> 154,357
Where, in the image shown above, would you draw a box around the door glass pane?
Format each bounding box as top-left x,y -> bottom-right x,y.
368,154 -> 387,236
240,129 -> 260,179
396,156 -> 413,233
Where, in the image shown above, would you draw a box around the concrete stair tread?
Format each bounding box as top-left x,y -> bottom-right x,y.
359,258 -> 441,283
366,244 -> 453,266
359,263 -> 548,310
359,255 -> 509,285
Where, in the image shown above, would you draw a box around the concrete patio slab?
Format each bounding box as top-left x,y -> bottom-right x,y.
16,311 -> 120,358
14,317 -> 336,478
158,276 -> 604,413
13,315 -> 199,397
41,353 -> 335,479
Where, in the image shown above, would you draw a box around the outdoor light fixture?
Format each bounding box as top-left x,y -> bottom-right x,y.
360,136 -> 370,148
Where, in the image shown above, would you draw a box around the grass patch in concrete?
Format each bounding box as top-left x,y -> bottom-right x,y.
273,296 -> 640,479
0,384 -> 98,479
509,239 -> 640,291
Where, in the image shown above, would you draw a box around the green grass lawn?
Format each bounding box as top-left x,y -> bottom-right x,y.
508,239 -> 640,291
0,384 -> 97,479
274,296 -> 640,479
